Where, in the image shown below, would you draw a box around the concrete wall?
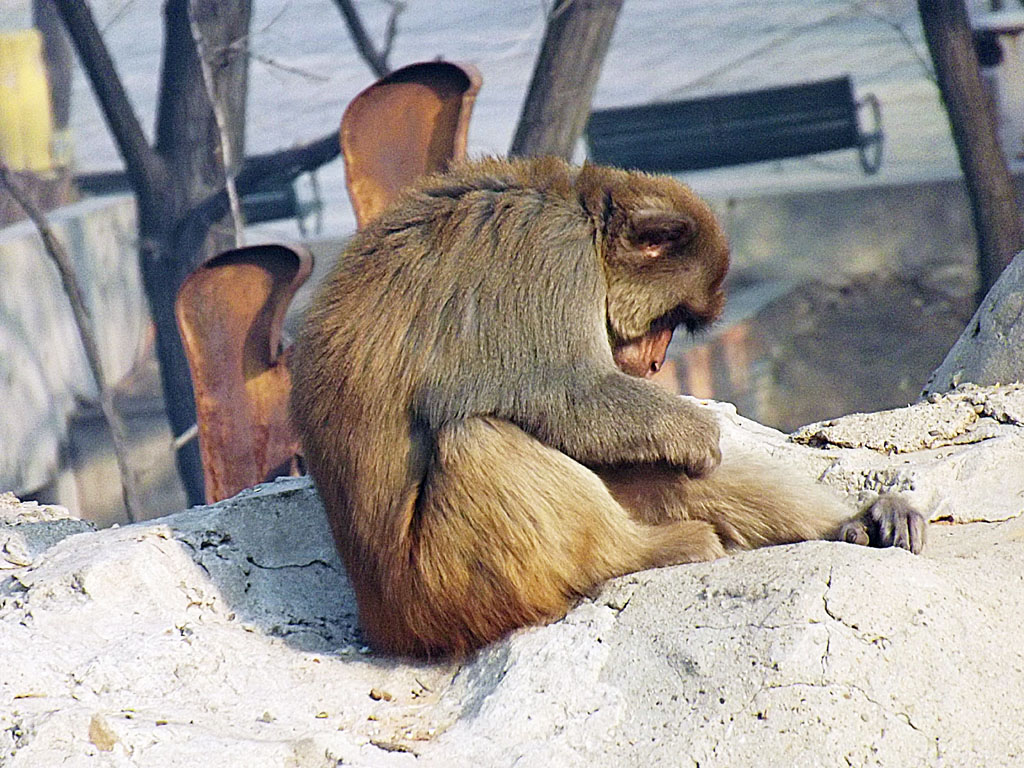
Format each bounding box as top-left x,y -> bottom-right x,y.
0,194 -> 147,496
702,170 -> 979,300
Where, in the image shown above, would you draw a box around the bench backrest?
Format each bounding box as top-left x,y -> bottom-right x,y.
587,76 -> 865,173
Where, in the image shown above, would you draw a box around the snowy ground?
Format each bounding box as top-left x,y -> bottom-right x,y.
2,0 -> 993,241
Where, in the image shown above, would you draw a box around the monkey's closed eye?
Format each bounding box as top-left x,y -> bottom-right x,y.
628,209 -> 697,247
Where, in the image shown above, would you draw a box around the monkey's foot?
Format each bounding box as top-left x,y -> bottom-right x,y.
839,493 -> 926,554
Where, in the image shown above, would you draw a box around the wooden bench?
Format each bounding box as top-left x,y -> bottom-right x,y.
586,76 -> 883,175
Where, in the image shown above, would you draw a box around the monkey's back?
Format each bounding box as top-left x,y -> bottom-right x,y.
290,156 -> 743,657
290,158 -> 610,607
293,157 -> 610,451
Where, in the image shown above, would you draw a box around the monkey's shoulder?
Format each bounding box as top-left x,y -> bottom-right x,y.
412,156 -> 578,200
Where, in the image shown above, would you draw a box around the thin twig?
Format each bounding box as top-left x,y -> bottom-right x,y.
216,3 -> 291,55
172,423 -> 199,451
100,0 -> 138,34
331,0 -> 404,78
250,51 -> 331,82
0,164 -> 141,523
256,1 -> 292,36
850,1 -> 935,82
379,0 -> 403,64
550,0 -> 575,21
187,0 -> 245,248
665,8 -> 849,98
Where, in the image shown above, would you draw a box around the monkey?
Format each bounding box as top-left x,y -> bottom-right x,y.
289,156 -> 926,659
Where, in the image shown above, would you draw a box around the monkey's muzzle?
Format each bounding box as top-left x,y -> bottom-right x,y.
612,327 -> 674,379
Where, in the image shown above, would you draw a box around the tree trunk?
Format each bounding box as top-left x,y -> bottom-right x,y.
919,0 -> 1024,304
510,0 -> 623,160
53,0 -> 340,510
52,0 -> 250,505
141,0 -> 252,505
32,0 -> 73,134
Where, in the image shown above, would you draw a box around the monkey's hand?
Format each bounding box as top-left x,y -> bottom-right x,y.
839,494 -> 927,554
654,401 -> 722,477
526,371 -> 722,476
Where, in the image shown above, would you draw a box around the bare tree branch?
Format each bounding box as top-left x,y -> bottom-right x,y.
236,132 -> 342,193
850,1 -> 934,81
332,0 -> 403,78
0,163 -> 142,523
187,0 -> 245,247
250,52 -> 331,82
50,0 -> 166,207
179,131 -> 341,246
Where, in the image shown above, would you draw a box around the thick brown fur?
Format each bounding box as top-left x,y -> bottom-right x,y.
290,157 -> 924,659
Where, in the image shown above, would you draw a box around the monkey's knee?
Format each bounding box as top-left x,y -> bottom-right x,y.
598,463 -> 693,525
838,493 -> 927,554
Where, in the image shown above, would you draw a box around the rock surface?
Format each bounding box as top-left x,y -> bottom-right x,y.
0,491 -> 94,568
2,386 -> 1023,767
925,249 -> 1024,395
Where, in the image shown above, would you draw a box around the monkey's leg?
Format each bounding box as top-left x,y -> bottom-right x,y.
400,417 -> 726,657
599,458 -> 925,553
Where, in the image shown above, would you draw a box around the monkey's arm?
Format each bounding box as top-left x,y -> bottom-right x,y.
521,367 -> 722,476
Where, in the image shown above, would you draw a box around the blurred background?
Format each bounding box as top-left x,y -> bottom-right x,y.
1,0 -> 1019,524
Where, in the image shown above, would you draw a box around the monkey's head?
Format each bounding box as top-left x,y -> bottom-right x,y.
575,163 -> 730,377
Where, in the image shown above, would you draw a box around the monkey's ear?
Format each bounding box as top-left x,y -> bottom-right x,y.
627,210 -> 697,249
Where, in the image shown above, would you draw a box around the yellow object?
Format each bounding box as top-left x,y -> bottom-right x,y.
0,29 -> 55,173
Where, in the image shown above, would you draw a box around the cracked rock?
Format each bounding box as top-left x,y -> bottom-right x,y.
0,493 -> 95,567
791,399 -> 981,453
925,248 -> 1024,395
2,391 -> 1024,767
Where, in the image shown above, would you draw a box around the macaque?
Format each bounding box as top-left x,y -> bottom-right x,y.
290,156 -> 925,659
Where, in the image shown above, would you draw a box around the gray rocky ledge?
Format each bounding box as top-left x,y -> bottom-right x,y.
2,386 -> 1022,767
925,250 -> 1024,396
